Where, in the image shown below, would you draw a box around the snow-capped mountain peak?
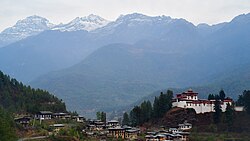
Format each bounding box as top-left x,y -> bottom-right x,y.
0,15 -> 54,45
52,14 -> 110,32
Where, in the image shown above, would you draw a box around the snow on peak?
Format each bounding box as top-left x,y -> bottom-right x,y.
52,14 -> 110,32
0,15 -> 54,43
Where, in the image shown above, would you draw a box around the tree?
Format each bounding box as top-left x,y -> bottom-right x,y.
96,111 -> 101,120
100,112 -> 106,123
242,90 -> 250,114
130,106 -> 141,126
213,95 -> 222,124
122,112 -> 130,125
208,94 -> 215,100
219,89 -> 226,101
225,103 -> 234,131
152,90 -> 173,119
236,95 -> 244,106
0,107 -> 17,141
153,96 -> 160,118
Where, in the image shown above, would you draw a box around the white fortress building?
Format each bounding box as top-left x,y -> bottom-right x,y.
172,89 -> 233,114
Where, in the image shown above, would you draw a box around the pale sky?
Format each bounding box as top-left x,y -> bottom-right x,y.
1,0 -> 250,32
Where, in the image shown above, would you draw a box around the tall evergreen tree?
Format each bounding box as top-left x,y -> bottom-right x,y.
122,112 -> 130,125
219,89 -> 226,101
153,96 -> 160,118
130,106 -> 141,126
0,107 -> 17,141
213,95 -> 222,124
208,94 -> 215,100
100,112 -> 106,123
242,90 -> 250,114
225,103 -> 234,131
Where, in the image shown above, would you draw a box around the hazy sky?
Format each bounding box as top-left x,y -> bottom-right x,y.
1,0 -> 250,32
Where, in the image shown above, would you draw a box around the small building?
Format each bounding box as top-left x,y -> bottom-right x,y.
72,116 -> 85,123
36,111 -> 53,120
108,126 -> 126,139
178,121 -> 192,131
125,129 -> 140,140
169,128 -> 179,134
177,131 -> 190,141
53,112 -> 71,119
14,117 -> 31,127
234,106 -> 244,112
107,120 -> 119,128
87,119 -> 105,131
50,124 -> 65,134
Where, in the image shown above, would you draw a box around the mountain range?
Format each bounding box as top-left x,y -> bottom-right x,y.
0,13 -> 250,117
0,14 -> 110,47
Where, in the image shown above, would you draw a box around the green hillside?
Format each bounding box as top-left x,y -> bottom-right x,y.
0,70 -> 66,114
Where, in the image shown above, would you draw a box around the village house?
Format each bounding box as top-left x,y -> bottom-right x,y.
108,126 -> 126,139
108,126 -> 140,140
14,116 -> 31,127
172,89 -> 233,114
107,119 -> 119,128
178,121 -> 192,131
53,112 -> 71,119
72,115 -> 85,123
87,119 -> 106,131
50,124 -> 65,134
35,111 -> 53,120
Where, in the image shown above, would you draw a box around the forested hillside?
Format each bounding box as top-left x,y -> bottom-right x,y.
0,70 -> 66,114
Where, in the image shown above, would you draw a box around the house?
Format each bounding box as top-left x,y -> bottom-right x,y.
169,128 -> 179,134
50,124 -> 65,134
35,111 -> 53,120
172,89 -> 233,114
108,126 -> 126,139
72,116 -> 85,123
234,106 -> 244,112
107,120 -> 119,128
87,119 -> 105,131
178,121 -> 192,131
108,126 -> 140,139
14,116 -> 31,127
177,131 -> 190,141
125,129 -> 140,140
53,112 -> 71,119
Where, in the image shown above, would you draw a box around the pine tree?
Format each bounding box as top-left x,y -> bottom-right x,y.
0,107 -> 17,141
122,112 -> 130,125
225,103 -> 234,131
219,89 -> 226,101
208,94 -> 215,100
213,95 -> 222,124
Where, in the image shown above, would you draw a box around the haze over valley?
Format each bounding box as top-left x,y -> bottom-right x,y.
0,13 -> 250,117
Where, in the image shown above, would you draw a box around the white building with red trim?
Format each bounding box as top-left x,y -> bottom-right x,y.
172,89 -> 233,114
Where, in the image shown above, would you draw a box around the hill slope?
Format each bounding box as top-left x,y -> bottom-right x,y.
0,70 -> 66,114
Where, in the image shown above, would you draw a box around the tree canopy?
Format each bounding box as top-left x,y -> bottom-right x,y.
0,70 -> 66,114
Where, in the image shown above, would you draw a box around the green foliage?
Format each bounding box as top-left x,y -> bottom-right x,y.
0,71 -> 66,114
96,111 -> 106,122
219,89 -> 226,101
130,106 -> 141,126
224,103 -> 235,131
153,90 -> 173,118
0,107 -> 17,141
213,95 -> 222,124
129,90 -> 173,126
237,90 -> 250,114
122,112 -> 130,125
208,94 -> 215,100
